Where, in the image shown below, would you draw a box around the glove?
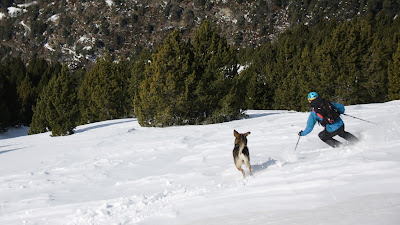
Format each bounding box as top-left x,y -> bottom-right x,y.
298,130 -> 303,136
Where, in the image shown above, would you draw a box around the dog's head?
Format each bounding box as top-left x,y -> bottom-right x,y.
234,130 -> 251,146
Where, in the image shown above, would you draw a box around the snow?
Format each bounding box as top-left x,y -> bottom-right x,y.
6,1 -> 36,18
8,7 -> 26,17
47,14 -> 60,23
105,0 -> 114,7
0,12 -> 5,20
78,35 -> 90,43
1,101 -> 400,224
44,43 -> 55,52
17,1 -> 38,8
19,21 -> 31,34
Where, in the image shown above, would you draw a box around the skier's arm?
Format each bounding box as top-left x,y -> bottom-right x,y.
332,102 -> 345,114
301,112 -> 317,136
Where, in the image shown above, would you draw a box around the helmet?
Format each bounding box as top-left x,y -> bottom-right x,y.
307,92 -> 319,102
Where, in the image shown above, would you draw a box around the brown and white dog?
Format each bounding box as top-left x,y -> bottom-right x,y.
233,130 -> 252,178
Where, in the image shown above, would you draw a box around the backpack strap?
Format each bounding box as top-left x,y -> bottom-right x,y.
312,108 -> 324,120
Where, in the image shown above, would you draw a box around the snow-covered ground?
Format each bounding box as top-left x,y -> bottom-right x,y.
1,101 -> 400,225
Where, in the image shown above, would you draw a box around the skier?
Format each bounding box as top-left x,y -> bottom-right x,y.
298,92 -> 359,147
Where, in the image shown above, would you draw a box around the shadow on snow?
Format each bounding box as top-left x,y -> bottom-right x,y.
0,146 -> 27,155
247,111 -> 296,119
75,119 -> 135,134
252,157 -> 277,173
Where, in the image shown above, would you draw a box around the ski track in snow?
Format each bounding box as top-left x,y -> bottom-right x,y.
1,101 -> 400,224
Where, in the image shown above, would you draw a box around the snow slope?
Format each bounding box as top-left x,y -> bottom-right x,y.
1,101 -> 400,225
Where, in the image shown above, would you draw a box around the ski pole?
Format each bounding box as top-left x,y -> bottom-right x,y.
294,135 -> 301,152
342,113 -> 377,125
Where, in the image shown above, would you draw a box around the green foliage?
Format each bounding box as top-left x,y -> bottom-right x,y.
46,65 -> 79,136
78,54 -> 131,124
238,44 -> 274,109
29,85 -> 50,135
388,42 -> 400,100
1,57 -> 26,126
0,65 -> 11,132
29,65 -> 79,136
192,20 -> 243,123
129,49 -> 151,109
17,59 -> 61,126
135,29 -> 196,126
17,74 -> 36,125
135,21 -> 243,127
240,14 -> 400,111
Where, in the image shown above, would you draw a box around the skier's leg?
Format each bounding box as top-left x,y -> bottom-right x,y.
337,125 -> 359,144
319,129 -> 342,148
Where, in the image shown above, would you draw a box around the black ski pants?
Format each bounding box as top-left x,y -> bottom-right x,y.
318,124 -> 359,148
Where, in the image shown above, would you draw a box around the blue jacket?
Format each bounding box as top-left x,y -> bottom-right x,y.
300,102 -> 345,136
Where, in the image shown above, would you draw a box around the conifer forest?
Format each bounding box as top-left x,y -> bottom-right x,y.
1,9 -> 400,136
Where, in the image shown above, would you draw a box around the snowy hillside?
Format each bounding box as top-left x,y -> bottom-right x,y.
1,101 -> 400,225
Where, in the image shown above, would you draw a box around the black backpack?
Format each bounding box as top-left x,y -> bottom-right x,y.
310,97 -> 340,126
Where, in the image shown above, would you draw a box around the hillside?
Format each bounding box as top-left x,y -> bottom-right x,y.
1,0 -> 399,68
1,100 -> 400,224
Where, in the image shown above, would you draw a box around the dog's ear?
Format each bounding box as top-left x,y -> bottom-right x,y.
244,132 -> 251,136
234,130 -> 239,137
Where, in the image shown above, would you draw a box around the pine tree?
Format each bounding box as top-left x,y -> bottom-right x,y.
135,29 -> 195,126
17,58 -> 54,126
29,65 -> 79,136
388,42 -> 400,100
129,49 -> 151,109
361,35 -> 389,103
241,43 -> 274,109
17,74 -> 36,125
330,20 -> 369,105
192,20 -> 242,123
296,45 -> 315,111
0,65 -> 11,132
271,32 -> 299,110
114,58 -> 132,117
29,81 -> 51,135
79,54 -> 130,124
314,39 -> 338,100
46,65 -> 79,136
1,58 -> 26,127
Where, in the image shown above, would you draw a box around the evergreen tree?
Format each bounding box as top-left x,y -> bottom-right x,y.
272,30 -> 301,110
0,65 -> 11,132
135,29 -> 196,126
192,20 -> 242,123
135,21 -> 243,127
30,65 -> 79,136
388,42 -> 400,100
329,20 -> 369,104
17,58 -> 51,125
296,44 -> 315,110
17,74 -> 36,125
129,49 -> 151,109
240,44 -> 275,109
79,54 -> 129,124
1,57 -> 26,127
361,34 -> 390,103
313,39 -> 338,100
29,81 -> 52,135
274,73 -> 302,110
46,65 -> 79,136
114,58 -> 132,117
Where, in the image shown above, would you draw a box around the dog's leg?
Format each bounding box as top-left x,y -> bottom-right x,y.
238,167 -> 246,178
248,164 -> 252,176
245,160 -> 252,176
235,162 -> 246,178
